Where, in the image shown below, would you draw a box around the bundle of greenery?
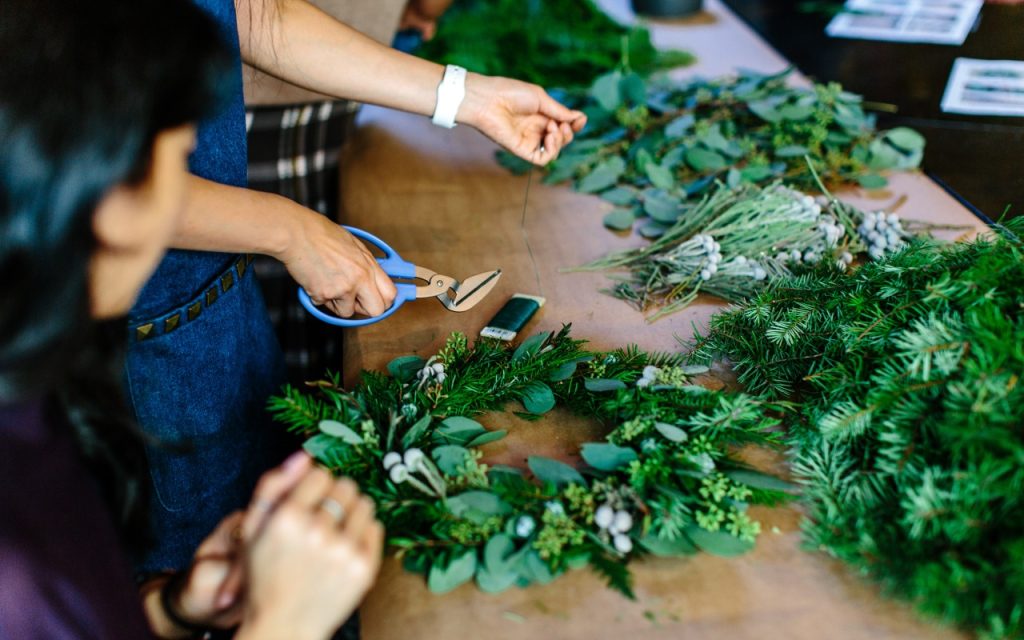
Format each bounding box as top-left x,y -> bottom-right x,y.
417,0 -> 694,88
689,221 -> 1024,638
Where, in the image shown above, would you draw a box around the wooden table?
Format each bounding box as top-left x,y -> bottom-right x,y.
338,2 -> 989,638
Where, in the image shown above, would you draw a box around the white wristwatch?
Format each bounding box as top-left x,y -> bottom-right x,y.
431,65 -> 467,129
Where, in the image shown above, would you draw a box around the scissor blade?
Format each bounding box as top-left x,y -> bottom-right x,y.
449,269 -> 502,311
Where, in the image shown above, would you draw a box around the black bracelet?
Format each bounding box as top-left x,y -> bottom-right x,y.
159,570 -> 212,638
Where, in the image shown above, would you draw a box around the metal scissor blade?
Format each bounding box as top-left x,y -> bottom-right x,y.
447,269 -> 502,311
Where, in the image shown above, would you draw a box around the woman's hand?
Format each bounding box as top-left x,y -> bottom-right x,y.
278,208 -> 398,319
236,457 -> 384,640
458,73 -> 587,166
399,0 -> 454,40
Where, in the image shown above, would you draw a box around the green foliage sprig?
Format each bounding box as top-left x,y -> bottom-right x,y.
499,68 -> 924,238
689,222 -> 1024,638
417,0 -> 694,88
269,326 -> 791,597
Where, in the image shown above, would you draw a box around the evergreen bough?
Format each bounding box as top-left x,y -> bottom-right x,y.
690,221 -> 1024,638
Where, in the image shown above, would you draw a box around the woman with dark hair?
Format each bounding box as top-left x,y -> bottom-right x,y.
0,1 -> 382,638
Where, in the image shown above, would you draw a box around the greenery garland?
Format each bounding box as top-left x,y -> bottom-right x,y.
689,221 -> 1024,638
499,68 -> 924,239
270,326 -> 792,597
417,0 -> 694,89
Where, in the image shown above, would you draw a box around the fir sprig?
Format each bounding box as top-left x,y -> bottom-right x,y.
690,221 -> 1024,638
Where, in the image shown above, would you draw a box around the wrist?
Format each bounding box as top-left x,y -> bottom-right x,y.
455,72 -> 488,130
270,199 -> 318,263
238,611 -> 319,640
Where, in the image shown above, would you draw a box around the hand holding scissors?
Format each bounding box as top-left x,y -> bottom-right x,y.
299,226 -> 501,327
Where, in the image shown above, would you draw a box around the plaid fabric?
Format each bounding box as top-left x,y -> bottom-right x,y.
245,99 -> 360,385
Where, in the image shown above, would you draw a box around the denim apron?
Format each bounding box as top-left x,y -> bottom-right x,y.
126,0 -> 286,572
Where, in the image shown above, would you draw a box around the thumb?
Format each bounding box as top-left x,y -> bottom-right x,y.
538,90 -> 582,124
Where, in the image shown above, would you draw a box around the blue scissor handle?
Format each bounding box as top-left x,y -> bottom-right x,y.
298,226 -> 419,327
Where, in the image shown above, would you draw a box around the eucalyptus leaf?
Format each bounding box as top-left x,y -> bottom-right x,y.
643,191 -> 681,223
645,163 -> 676,190
476,566 -> 518,594
685,147 -> 728,172
578,156 -> 626,193
434,416 -> 488,445
638,220 -> 669,238
466,429 -> 508,448
640,534 -> 698,557
428,549 -> 478,594
665,114 -> 695,137
591,71 -> 623,112
432,445 -> 471,475
302,434 -> 337,461
583,378 -> 627,392
883,127 -> 925,152
402,414 -> 432,449
318,420 -> 363,444
655,422 -> 688,442
528,456 -> 585,487
517,549 -> 556,585
447,491 -> 513,521
775,145 -> 810,158
684,527 -> 755,557
548,361 -> 578,382
600,187 -> 638,206
603,207 -> 636,231
512,331 -> 550,362
620,72 -> 647,106
857,173 -> 888,190
581,442 -> 638,471
521,381 -> 556,415
484,534 -> 517,572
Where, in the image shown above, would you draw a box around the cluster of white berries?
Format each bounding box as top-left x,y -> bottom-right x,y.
721,255 -> 768,281
416,357 -> 446,387
693,234 -> 722,282
636,365 -> 660,388
770,186 -> 823,222
514,514 -> 536,538
595,503 -> 634,554
858,211 -> 906,259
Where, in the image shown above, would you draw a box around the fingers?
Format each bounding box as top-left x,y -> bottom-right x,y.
340,494 -> 376,540
287,466 -> 335,512
312,478 -> 359,530
362,521 -> 385,558
241,451 -> 312,540
538,89 -> 581,123
196,511 -> 245,557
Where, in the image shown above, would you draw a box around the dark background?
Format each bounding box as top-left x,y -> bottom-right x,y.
721,0 -> 1023,220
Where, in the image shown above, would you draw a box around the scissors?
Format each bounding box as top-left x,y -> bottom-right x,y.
299,226 -> 502,327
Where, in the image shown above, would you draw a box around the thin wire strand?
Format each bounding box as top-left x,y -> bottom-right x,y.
520,148 -> 544,296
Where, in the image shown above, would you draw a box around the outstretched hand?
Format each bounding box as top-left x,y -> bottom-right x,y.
459,73 -> 587,166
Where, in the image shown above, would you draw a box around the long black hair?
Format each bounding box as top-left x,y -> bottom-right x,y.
0,0 -> 234,542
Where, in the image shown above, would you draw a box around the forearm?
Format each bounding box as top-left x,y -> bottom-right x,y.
173,175 -> 302,258
238,0 -> 445,118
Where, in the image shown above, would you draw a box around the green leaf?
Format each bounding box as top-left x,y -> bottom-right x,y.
684,527 -> 755,557
643,191 -> 681,223
600,187 -> 638,206
517,549 -> 556,585
883,127 -> 925,152
484,533 -> 517,572
476,565 -> 518,594
638,221 -> 669,239
432,445 -> 471,475
466,429 -> 508,448
857,173 -> 888,190
578,157 -> 626,193
401,415 -> 432,449
645,163 -> 675,190
528,456 -> 585,487
387,355 -> 425,382
640,534 -> 698,557
685,147 -> 728,172
590,71 -> 623,112
740,165 -> 776,182
747,100 -> 781,123
512,331 -> 550,362
775,145 -> 810,158
318,420 -> 363,444
302,434 -> 337,461
654,422 -> 688,442
434,416 -> 488,445
447,491 -> 513,521
581,443 -> 638,471
725,469 -> 799,493
584,378 -> 627,392
428,549 -> 478,594
619,72 -> 647,106
521,381 -> 556,415
665,114 -> 695,137
778,103 -> 814,121
603,207 -> 636,231
548,361 -> 578,382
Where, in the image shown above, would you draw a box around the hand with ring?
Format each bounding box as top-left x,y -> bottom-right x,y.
231,453 -> 384,640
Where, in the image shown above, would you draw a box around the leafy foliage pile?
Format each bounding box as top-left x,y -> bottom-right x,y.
417,0 -> 694,88
500,68 -> 924,239
689,222 -> 1024,638
270,326 -> 790,597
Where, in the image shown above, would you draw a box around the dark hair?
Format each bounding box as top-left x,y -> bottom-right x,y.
0,0 -> 233,541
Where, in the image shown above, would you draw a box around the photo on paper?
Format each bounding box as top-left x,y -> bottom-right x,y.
825,0 -> 982,45
941,58 -> 1024,117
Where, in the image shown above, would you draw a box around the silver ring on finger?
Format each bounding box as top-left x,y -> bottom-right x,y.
318,496 -> 346,525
